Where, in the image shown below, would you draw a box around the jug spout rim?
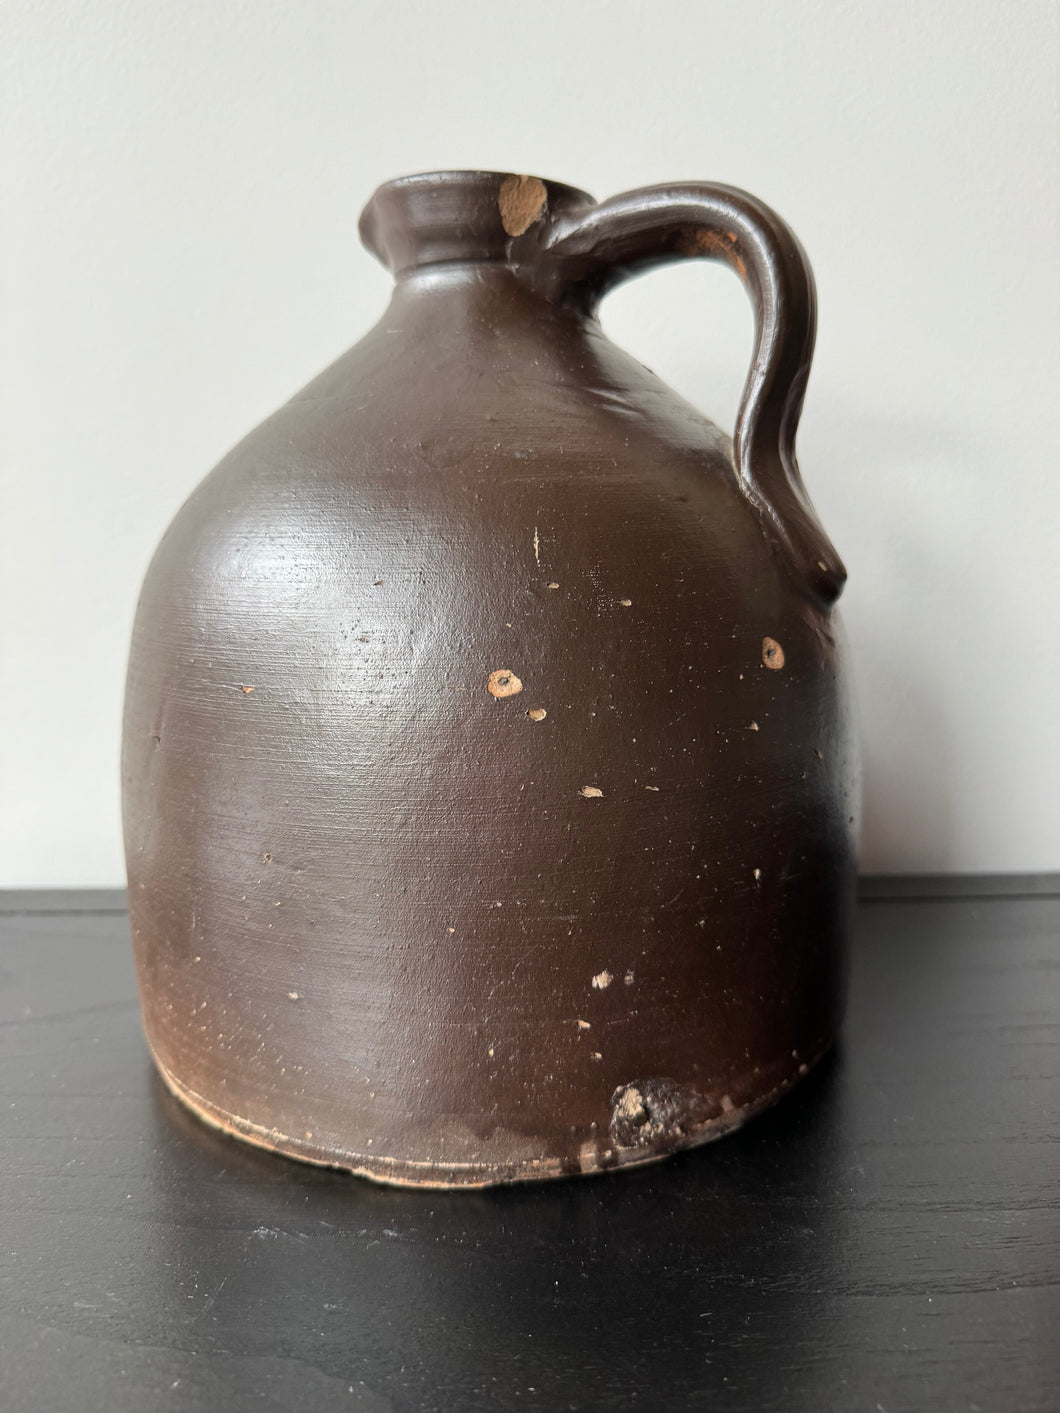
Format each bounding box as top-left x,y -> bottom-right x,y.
359,170 -> 595,278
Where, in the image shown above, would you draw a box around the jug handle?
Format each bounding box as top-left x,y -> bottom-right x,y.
535,183 -> 845,607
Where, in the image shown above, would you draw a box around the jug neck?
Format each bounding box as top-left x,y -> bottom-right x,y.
379,259 -> 595,345
359,171 -> 595,280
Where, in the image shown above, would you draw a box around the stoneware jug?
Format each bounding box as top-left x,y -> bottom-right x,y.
123,170 -> 859,1187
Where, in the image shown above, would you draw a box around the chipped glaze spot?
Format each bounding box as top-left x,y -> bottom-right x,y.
498,174 -> 548,237
487,669 -> 523,698
762,636 -> 785,670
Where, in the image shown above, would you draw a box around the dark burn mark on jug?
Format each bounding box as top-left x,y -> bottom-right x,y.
609,1078 -> 716,1150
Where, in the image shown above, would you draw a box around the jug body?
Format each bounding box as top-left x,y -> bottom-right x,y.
123,171 -> 859,1186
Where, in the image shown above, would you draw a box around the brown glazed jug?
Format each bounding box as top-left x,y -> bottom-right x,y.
123,171 -> 859,1187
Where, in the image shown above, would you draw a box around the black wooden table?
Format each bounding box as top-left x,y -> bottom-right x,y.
1,881 -> 1057,1411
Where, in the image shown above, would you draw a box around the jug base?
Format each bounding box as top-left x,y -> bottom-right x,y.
150,1043 -> 833,1189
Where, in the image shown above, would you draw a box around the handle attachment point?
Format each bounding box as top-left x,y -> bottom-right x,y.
530,183 -> 846,607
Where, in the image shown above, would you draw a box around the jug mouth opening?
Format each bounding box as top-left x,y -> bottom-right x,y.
358,170 -> 595,278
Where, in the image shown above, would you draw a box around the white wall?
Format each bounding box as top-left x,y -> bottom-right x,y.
2,0 -> 1057,885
